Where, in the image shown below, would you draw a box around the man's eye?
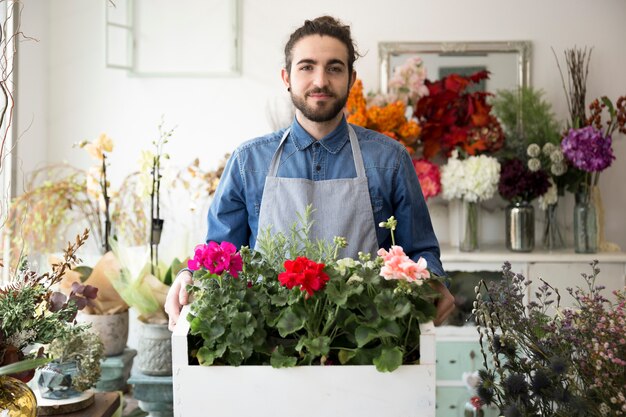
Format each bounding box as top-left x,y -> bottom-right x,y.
299,65 -> 313,71
328,66 -> 343,73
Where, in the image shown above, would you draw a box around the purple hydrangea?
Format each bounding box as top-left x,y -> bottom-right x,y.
561,126 -> 615,172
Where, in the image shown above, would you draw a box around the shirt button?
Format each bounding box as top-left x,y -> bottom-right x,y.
316,165 -> 321,171
313,142 -> 320,148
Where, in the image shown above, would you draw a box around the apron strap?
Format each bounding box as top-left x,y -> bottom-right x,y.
267,125 -> 366,178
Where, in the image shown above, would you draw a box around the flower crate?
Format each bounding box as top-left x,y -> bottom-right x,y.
172,306 -> 436,417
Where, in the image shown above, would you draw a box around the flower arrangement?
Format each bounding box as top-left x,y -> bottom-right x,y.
185,208 -> 443,372
0,230 -> 97,382
346,79 -> 421,154
414,70 -> 504,160
498,158 -> 550,204
473,261 -> 626,416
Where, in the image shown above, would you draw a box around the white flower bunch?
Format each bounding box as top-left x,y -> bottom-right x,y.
441,150 -> 501,202
538,177 -> 558,210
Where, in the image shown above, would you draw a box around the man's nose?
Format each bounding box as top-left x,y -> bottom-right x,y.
312,68 -> 329,87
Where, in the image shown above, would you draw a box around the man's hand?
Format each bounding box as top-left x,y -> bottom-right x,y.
165,270 -> 193,331
428,280 -> 455,326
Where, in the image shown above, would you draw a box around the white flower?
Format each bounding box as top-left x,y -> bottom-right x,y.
346,274 -> 364,284
551,162 -> 567,176
462,371 -> 480,391
550,149 -> 564,164
542,142 -> 556,156
527,143 -> 541,157
441,151 -> 500,202
527,158 -> 541,172
335,258 -> 357,276
538,178 -> 558,210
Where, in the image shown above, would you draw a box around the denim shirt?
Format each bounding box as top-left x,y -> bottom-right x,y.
206,117 -> 445,276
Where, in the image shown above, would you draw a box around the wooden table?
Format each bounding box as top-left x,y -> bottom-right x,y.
37,392 -> 121,417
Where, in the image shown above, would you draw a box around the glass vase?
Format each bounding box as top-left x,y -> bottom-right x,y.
37,360 -> 81,400
574,190 -> 598,253
459,200 -> 480,252
542,202 -> 564,250
0,376 -> 37,417
505,201 -> 534,252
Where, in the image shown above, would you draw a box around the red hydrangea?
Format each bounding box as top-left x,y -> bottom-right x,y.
188,241 -> 243,278
278,257 -> 329,297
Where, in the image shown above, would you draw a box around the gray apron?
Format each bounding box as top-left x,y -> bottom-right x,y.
255,125 -> 379,259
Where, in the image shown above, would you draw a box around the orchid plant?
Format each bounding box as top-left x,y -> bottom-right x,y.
185,207 -> 443,372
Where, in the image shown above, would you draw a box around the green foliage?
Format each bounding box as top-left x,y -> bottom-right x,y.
491,87 -> 561,159
188,208 -> 441,372
47,325 -> 104,391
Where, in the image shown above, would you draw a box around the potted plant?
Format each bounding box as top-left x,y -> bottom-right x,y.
172,209 -> 441,417
37,325 -> 104,400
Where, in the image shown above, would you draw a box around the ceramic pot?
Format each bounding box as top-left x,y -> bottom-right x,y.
137,323 -> 172,376
76,310 -> 129,356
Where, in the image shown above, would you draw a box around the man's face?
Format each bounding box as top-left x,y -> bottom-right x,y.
282,35 -> 355,123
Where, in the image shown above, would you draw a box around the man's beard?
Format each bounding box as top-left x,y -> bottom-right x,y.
290,87 -> 349,123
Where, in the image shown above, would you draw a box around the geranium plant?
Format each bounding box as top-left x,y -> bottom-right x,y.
473,261 -> 625,416
185,207 -> 443,372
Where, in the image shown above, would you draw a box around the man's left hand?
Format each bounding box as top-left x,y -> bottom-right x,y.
428,280 -> 455,326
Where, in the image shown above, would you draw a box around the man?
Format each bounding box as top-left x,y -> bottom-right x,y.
166,16 -> 454,330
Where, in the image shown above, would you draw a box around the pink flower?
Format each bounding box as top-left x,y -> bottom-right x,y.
378,246 -> 430,283
412,158 -> 441,200
187,241 -> 243,278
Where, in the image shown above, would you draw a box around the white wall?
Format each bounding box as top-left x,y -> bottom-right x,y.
17,0 -> 626,249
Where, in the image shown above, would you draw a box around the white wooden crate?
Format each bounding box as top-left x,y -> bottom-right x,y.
172,306 -> 436,417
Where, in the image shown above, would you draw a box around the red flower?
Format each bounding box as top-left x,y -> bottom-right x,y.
414,70 -> 503,159
470,396 -> 483,410
278,257 -> 329,297
188,241 -> 243,278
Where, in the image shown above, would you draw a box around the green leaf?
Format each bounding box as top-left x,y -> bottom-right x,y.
302,336 -> 330,357
375,291 -> 411,319
373,346 -> 403,372
270,347 -> 298,368
196,346 -> 218,366
231,311 -> 255,337
0,357 -> 51,376
73,266 -> 93,283
355,326 -> 378,347
338,349 -> 357,364
276,305 -> 306,337
270,292 -> 289,307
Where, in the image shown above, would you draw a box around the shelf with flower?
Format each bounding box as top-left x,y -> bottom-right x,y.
498,157 -> 550,252
183,207 -> 442,373
440,150 -> 500,252
473,261 -> 626,417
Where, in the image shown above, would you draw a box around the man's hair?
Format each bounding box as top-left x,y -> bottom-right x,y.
284,16 -> 361,76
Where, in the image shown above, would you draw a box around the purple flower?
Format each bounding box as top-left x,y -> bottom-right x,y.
498,158 -> 550,203
561,126 -> 615,172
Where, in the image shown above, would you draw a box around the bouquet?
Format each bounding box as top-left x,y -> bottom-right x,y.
414,70 -> 504,160
0,231 -> 97,381
498,157 -> 550,204
185,208 -> 444,372
473,261 -> 626,416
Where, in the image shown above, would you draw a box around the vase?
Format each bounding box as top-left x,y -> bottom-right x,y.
574,190 -> 598,253
542,202 -> 564,250
37,360 -> 82,400
0,375 -> 37,417
75,310 -> 129,356
459,200 -> 480,252
505,201 -> 534,252
137,322 -> 172,376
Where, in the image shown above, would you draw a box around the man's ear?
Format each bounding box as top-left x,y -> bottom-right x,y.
281,68 -> 290,89
349,70 -> 357,90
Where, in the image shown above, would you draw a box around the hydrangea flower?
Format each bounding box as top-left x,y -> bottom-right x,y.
561,126 -> 615,172
441,150 -> 501,202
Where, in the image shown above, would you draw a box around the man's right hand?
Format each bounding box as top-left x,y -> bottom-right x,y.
165,270 -> 193,331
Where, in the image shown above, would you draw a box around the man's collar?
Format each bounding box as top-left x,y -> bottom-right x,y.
289,116 -> 349,154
